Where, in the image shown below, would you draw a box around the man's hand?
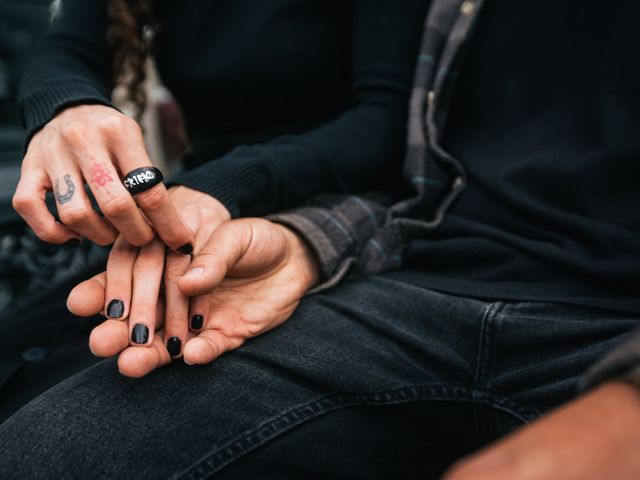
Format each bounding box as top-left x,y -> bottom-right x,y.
443,382 -> 640,480
175,217 -> 320,364
67,218 -> 320,377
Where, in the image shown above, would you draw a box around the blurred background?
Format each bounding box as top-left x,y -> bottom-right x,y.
0,0 -> 183,314
0,0 -> 49,224
0,0 -> 65,313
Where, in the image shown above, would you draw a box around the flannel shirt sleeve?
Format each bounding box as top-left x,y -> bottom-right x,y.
268,193 -> 390,293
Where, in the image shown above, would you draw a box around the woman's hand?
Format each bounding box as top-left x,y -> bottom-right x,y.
67,217 -> 319,377
13,104 -> 194,251
99,186 -> 230,353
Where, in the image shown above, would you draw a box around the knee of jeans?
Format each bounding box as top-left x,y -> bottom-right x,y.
0,361 -> 129,478
0,396 -> 95,478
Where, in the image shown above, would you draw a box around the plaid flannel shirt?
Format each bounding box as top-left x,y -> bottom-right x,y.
270,0 -> 478,290
269,0 -> 640,392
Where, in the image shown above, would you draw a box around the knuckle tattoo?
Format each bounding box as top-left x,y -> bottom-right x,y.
88,162 -> 115,188
54,174 -> 75,205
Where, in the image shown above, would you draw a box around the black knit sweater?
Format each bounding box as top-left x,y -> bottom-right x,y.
19,0 -> 428,216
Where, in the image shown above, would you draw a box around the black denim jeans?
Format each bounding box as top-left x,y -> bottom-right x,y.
0,271 -> 637,479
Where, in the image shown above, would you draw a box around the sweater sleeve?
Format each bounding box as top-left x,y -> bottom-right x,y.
18,0 -> 115,149
168,0 -> 430,217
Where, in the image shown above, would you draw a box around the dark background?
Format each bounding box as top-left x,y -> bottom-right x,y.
0,0 -> 50,222
0,0 -> 106,313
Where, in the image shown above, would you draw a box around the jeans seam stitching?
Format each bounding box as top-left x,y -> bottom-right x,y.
473,302 -> 500,391
174,384 -> 537,480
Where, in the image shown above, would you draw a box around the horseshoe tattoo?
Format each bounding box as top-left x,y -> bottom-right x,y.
54,175 -> 75,204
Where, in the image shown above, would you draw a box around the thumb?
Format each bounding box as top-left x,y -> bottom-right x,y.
178,220 -> 252,296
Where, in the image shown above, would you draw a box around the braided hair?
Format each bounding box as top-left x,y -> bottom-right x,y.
105,0 -> 158,121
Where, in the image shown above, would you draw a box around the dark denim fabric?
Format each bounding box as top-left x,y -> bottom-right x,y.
0,272 -> 636,479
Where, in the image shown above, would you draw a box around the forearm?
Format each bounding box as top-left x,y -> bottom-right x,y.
168,100 -> 407,217
19,0 -> 114,147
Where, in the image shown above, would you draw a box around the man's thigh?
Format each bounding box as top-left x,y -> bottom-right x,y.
218,291 -> 640,480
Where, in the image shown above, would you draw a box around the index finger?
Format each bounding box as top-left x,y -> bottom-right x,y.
107,124 -> 194,254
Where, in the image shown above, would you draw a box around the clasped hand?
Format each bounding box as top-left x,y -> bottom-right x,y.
66,186 -> 319,378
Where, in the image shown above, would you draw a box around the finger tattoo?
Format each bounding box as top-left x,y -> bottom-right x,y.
88,162 -> 114,187
54,174 -> 75,204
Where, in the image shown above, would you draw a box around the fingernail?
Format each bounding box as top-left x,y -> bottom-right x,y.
184,267 -> 205,279
131,324 -> 149,344
190,314 -> 204,331
106,299 -> 125,318
65,239 -> 81,247
167,337 -> 181,357
177,243 -> 193,255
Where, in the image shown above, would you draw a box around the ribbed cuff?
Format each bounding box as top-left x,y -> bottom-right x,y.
20,79 -> 114,151
582,329 -> 640,392
167,146 -> 272,218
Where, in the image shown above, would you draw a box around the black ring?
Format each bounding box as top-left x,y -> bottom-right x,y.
123,167 -> 164,196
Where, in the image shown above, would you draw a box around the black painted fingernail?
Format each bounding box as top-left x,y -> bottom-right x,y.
177,243 -> 193,255
131,324 -> 149,344
167,337 -> 181,357
106,299 -> 125,318
65,239 -> 81,247
190,314 -> 204,330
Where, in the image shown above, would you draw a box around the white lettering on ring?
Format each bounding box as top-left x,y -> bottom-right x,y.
123,171 -> 156,189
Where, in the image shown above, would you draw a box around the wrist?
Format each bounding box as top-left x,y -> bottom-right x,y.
168,185 -> 231,221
